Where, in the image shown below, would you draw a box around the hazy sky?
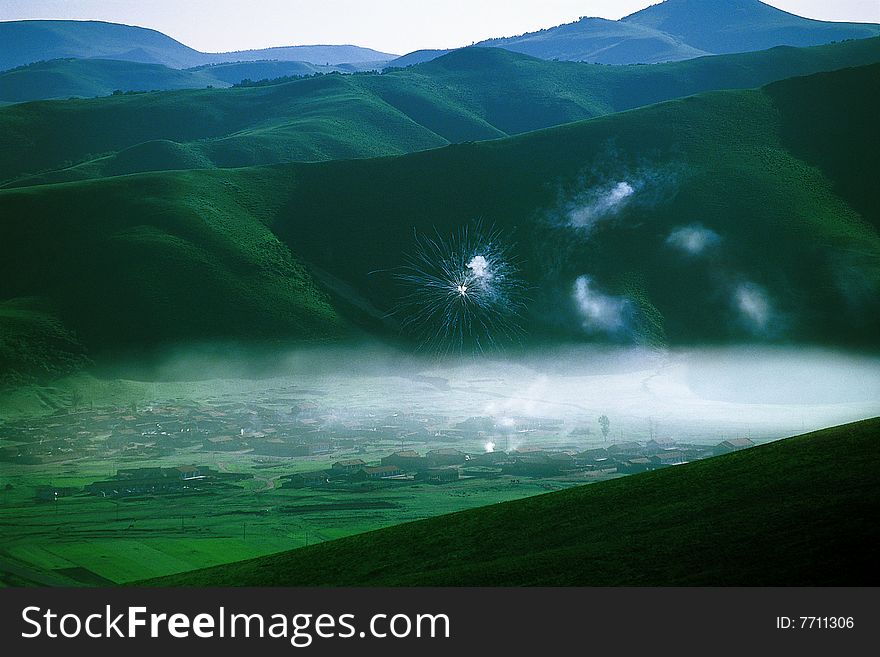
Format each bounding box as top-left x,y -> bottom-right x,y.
1,0 -> 878,55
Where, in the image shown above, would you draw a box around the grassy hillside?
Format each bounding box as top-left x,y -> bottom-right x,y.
257,65 -> 880,349
0,57 -> 394,103
1,38 -> 878,186
145,417 -> 880,586
0,58 -> 229,102
0,169 -> 349,377
0,64 -> 877,381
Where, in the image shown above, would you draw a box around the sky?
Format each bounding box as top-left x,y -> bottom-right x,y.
1,0 -> 878,55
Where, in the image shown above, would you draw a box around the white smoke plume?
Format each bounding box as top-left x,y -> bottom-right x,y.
567,181 -> 635,230
734,282 -> 773,334
666,224 -> 721,255
572,276 -> 631,335
546,155 -> 685,236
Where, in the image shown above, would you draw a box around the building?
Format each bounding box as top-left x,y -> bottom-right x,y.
331,459 -> 367,474
352,465 -> 404,480
617,458 -> 652,474
426,448 -> 467,466
415,467 -> 460,484
716,438 -> 755,454
649,450 -> 687,466
381,450 -> 428,470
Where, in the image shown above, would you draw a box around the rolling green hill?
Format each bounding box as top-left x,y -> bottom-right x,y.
0,58 -> 229,102
0,20 -> 394,72
0,58 -> 391,104
0,64 -> 877,384
1,38 -> 878,186
144,417 -> 880,586
0,169 -> 349,384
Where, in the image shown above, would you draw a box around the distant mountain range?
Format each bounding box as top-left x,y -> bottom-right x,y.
2,0 -> 877,81
388,0 -> 880,67
0,20 -> 396,72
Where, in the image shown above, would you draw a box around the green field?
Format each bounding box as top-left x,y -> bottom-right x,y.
147,418 -> 880,586
0,439 -> 586,586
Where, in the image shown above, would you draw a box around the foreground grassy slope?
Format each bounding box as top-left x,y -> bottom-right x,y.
2,38 -> 878,185
148,418 -> 880,586
0,65 -> 877,384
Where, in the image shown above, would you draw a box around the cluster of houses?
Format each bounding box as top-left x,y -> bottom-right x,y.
34,465 -> 252,500
283,437 -> 757,488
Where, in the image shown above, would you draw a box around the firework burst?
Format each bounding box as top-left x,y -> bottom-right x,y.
392,223 -> 527,354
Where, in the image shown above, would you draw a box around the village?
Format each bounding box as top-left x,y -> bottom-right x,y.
0,394 -> 755,501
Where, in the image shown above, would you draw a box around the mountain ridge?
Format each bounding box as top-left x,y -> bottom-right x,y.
0,20 -> 396,72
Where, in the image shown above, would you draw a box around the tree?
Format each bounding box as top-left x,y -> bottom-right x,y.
598,415 -> 610,442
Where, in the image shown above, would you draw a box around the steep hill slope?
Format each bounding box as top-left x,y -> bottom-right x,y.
0,64 -> 877,381
145,418 -> 880,586
1,38 -> 878,186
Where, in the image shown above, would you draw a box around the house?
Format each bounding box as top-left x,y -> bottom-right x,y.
617,458 -> 652,474
608,442 -> 643,455
381,450 -> 428,470
468,450 -> 508,466
426,448 -> 467,466
415,467 -> 460,484
176,465 -> 204,480
352,465 -> 404,480
331,459 -> 366,473
646,438 -> 676,452
649,450 -> 687,466
716,438 -> 755,454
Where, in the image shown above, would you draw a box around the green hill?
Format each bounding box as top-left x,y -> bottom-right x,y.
0,20 -> 394,72
0,64 -> 877,383
0,169 -> 349,384
0,58 -> 229,102
144,417 -> 880,586
1,38 -> 879,186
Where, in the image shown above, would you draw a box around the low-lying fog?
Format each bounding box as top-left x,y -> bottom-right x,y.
120,344 -> 880,446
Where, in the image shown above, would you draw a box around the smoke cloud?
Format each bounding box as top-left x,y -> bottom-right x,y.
546,155 -> 685,236
733,282 -> 774,335
666,224 -> 721,255
567,181 -> 635,231
572,276 -> 631,335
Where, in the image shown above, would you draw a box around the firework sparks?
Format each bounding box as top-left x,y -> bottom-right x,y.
393,224 -> 526,354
